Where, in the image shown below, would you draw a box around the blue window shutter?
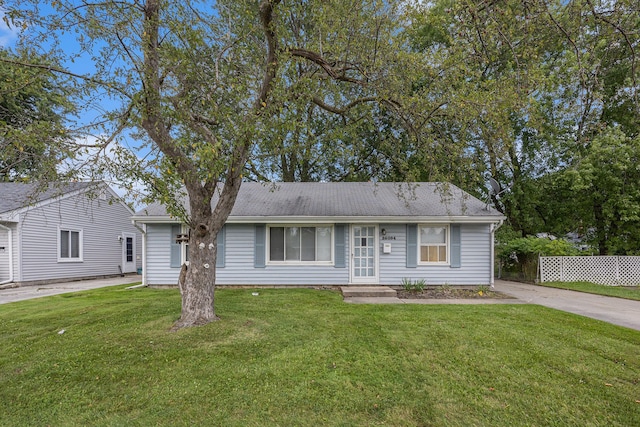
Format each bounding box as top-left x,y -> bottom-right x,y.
450,224 -> 461,268
254,225 -> 266,268
216,226 -> 226,268
334,224 -> 346,268
406,224 -> 417,268
170,224 -> 182,268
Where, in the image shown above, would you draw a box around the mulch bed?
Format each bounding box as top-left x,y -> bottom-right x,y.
396,287 -> 514,299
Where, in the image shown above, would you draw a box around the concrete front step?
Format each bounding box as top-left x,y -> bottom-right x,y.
341,286 -> 397,298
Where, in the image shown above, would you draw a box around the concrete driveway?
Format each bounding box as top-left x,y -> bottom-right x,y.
493,280 -> 640,331
0,275 -> 141,305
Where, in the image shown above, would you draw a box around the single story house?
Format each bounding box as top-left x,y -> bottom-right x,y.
133,182 -> 504,287
0,182 -> 142,286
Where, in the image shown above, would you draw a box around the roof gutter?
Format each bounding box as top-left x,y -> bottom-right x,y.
132,215 -> 507,225
0,223 -> 14,285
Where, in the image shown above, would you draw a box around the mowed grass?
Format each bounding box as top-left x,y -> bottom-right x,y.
1,286 -> 640,426
541,281 -> 640,301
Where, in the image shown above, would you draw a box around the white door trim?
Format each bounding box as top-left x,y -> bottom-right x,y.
122,232 -> 136,273
349,224 -> 379,284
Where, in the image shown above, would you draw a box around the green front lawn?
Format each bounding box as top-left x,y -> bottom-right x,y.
1,286 -> 639,426
541,281 -> 640,301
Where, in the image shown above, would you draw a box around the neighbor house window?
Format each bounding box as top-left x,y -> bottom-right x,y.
268,226 -> 332,263
59,228 -> 83,262
419,225 -> 448,263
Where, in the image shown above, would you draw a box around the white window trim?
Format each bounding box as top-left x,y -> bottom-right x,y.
57,226 -> 84,263
418,224 -> 450,266
266,224 -> 334,266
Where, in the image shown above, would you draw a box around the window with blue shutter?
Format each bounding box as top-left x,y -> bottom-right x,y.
254,225 -> 266,268
406,224 -> 417,268
216,226 -> 226,268
334,224 -> 346,268
170,224 -> 182,268
450,224 -> 461,268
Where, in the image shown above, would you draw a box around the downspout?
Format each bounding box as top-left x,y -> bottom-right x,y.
0,223 -> 14,285
490,219 -> 504,288
141,224 -> 147,287
132,220 -> 148,287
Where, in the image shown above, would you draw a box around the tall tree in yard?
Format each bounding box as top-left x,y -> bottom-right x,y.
405,0 -> 639,238
0,49 -> 75,182
3,0 -> 405,328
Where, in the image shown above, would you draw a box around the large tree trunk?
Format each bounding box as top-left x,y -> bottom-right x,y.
171,174 -> 244,329
173,230 -> 219,330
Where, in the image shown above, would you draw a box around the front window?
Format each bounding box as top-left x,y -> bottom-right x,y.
419,225 -> 448,264
268,226 -> 332,263
59,228 -> 83,261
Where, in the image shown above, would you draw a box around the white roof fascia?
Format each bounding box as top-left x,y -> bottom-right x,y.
225,216 -> 506,224
133,215 -> 506,224
0,213 -> 19,223
103,185 -> 136,215
4,183 -> 134,218
132,216 -> 183,224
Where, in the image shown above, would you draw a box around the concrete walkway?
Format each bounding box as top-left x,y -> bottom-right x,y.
493,280 -> 640,331
0,275 -> 141,305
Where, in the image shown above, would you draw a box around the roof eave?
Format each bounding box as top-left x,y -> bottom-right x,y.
132,215 -> 183,224
133,214 -> 506,224
226,215 -> 506,224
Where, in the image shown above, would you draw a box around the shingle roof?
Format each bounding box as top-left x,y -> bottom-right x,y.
0,182 -> 96,214
135,182 -> 503,220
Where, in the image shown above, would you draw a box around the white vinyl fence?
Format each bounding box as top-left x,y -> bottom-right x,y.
540,256 -> 640,286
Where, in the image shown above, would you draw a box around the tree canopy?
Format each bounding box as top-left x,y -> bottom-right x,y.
402,0 -> 640,253
2,0 -> 639,326
0,48 -> 75,182
3,0 -> 413,327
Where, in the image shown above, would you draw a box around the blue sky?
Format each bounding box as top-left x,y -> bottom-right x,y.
1,9 -> 149,206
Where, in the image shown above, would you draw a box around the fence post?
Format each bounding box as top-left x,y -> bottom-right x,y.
560,256 -> 564,282
616,256 -> 620,286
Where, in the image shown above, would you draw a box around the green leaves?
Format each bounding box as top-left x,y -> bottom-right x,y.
0,48 -> 76,182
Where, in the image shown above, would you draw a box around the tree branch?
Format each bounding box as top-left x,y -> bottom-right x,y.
311,96 -> 378,115
0,57 -> 132,99
288,48 -> 365,85
585,0 -> 638,105
140,0 -> 199,190
255,0 -> 281,110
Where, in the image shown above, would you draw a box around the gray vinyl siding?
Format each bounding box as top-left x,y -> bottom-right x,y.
218,224 -> 350,285
378,223 -> 492,285
146,223 -> 180,285
145,222 -> 493,286
145,223 -> 351,286
17,190 -> 141,283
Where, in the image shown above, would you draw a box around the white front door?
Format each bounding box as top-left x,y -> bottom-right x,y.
122,232 -> 136,273
350,225 -> 378,284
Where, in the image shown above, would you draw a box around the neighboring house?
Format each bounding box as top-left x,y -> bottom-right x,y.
0,182 -> 142,286
133,182 -> 505,287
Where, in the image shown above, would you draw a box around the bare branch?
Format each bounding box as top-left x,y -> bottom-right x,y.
585,0 -> 638,105
0,57 -> 132,99
288,48 -> 365,85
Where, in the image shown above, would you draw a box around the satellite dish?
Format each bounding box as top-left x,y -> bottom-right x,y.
489,178 -> 502,196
